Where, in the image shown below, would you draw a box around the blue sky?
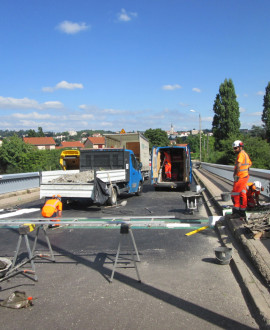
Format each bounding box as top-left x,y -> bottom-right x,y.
0,0 -> 269,134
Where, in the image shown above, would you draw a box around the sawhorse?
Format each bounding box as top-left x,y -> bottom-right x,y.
8,224 -> 55,282
110,224 -> 141,283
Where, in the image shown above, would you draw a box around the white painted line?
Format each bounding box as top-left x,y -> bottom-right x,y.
166,223 -> 192,228
0,208 -> 40,219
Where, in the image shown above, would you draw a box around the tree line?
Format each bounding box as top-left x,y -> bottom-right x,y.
0,79 -> 270,173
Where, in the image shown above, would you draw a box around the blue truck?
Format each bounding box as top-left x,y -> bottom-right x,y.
40,148 -> 143,206
151,145 -> 192,191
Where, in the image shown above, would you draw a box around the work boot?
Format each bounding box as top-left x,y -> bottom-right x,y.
239,210 -> 247,221
230,209 -> 241,219
230,213 -> 240,219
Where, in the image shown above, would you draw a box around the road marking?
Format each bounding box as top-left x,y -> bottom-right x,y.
0,208 -> 40,219
166,223 -> 193,228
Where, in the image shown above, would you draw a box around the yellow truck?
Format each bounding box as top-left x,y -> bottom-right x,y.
59,150 -> 80,170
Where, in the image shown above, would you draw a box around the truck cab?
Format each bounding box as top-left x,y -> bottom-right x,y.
80,148 -> 143,197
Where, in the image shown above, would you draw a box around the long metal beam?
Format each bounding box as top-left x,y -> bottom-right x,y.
0,215 -> 213,229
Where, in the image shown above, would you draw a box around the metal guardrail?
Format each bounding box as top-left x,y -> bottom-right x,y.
0,172 -> 40,195
0,164 -> 269,197
201,162 -> 270,198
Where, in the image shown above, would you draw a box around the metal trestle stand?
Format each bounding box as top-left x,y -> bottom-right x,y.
4,224 -> 55,282
110,224 -> 141,283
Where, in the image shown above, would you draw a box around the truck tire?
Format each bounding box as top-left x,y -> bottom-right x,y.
185,183 -> 191,191
108,187 -> 117,206
135,182 -> 143,196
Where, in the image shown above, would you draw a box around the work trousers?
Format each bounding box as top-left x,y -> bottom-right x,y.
231,176 -> 249,211
165,164 -> 171,179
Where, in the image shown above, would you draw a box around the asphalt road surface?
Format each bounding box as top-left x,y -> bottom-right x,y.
0,181 -> 258,329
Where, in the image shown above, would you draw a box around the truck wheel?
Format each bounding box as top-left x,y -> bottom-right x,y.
135,182 -> 143,196
108,187 -> 117,206
185,183 -> 191,191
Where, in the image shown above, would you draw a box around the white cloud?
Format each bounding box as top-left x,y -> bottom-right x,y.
256,91 -> 264,95
117,9 -> 138,22
250,112 -> 262,116
0,96 -> 63,110
179,102 -> 190,107
56,21 -> 90,35
42,80 -> 84,92
203,116 -> 213,122
43,101 -> 63,108
162,84 -> 182,91
12,112 -> 52,119
101,121 -> 113,127
102,108 -> 128,114
239,107 -> 246,113
192,88 -> 201,93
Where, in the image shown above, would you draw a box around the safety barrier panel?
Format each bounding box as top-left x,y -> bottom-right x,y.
201,162 -> 270,198
0,172 -> 40,195
0,164 -> 269,197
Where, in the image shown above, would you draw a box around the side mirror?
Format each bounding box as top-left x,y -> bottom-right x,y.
139,162 -> 142,170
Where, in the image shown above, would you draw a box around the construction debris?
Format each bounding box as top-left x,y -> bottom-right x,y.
245,211 -> 270,239
51,170 -> 95,183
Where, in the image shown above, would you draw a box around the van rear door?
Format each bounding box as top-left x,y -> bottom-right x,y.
151,147 -> 159,184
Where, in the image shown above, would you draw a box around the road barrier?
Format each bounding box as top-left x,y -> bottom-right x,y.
201,162 -> 270,198
0,172 -> 40,195
0,163 -> 269,197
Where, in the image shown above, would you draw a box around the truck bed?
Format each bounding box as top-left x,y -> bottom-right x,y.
40,169 -> 126,199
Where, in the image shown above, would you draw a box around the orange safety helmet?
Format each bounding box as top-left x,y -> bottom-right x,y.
52,194 -> 61,201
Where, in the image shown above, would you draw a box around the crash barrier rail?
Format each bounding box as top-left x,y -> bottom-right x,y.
201,162 -> 270,198
0,172 -> 40,195
0,164 -> 269,197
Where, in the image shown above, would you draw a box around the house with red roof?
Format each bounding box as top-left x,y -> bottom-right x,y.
84,136 -> 105,149
23,137 -> 56,150
58,141 -> 84,149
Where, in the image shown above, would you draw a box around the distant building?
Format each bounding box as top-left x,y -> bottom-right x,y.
68,130 -> 77,136
191,129 -> 199,135
58,141 -> 84,149
23,137 -> 56,150
84,136 -> 105,149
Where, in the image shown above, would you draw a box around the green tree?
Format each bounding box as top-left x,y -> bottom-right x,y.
212,79 -> 240,149
144,129 -> 170,149
262,81 -> 270,142
37,127 -> 45,137
27,129 -> 37,137
0,135 -> 35,173
249,125 -> 266,139
210,135 -> 270,169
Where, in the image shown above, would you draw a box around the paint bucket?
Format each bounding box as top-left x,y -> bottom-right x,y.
0,258 -> 12,278
221,192 -> 231,202
214,246 -> 232,265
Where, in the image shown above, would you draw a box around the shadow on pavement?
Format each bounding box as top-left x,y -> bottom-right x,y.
2,229 -> 256,330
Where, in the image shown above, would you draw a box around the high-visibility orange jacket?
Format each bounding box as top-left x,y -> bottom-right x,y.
41,199 -> 62,218
246,182 -> 260,207
234,150 -> 252,178
164,152 -> 171,179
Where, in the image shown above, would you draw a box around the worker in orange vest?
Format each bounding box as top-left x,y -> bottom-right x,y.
231,140 -> 252,218
164,152 -> 171,180
41,195 -> 62,227
247,181 -> 264,208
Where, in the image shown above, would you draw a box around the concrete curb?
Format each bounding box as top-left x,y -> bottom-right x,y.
226,217 -> 270,286
216,219 -> 270,329
193,169 -> 270,329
